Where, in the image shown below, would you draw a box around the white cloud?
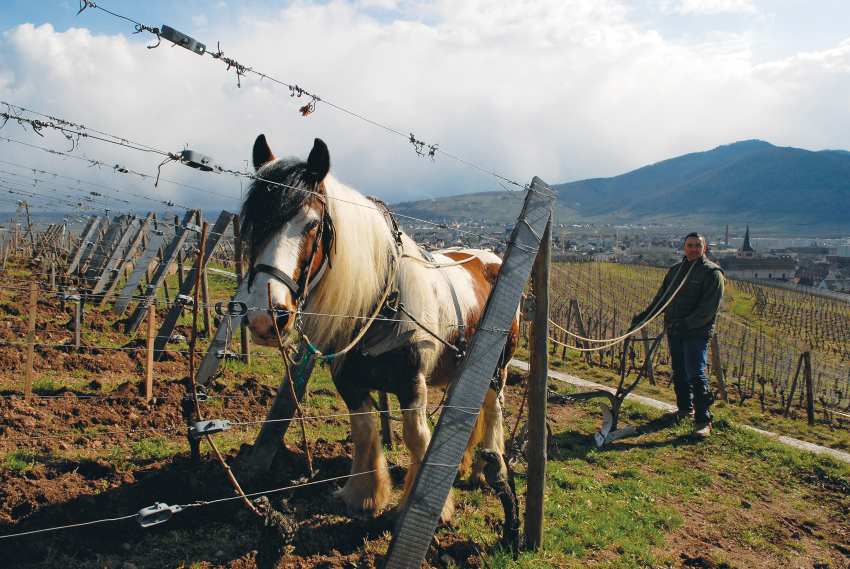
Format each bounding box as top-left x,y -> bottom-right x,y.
661,0 -> 757,15
191,14 -> 210,30
0,1 -> 847,216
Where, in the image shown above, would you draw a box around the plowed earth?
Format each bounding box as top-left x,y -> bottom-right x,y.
0,267 -> 848,568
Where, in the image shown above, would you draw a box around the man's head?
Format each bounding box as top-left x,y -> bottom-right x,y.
683,232 -> 706,262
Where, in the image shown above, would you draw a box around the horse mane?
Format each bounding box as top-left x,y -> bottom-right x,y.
241,158 -> 397,351
240,157 -> 315,266
302,177 -> 397,350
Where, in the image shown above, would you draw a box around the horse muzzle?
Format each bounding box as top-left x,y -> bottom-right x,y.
246,305 -> 295,346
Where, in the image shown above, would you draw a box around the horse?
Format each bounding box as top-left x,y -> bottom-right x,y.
242,134 -> 519,521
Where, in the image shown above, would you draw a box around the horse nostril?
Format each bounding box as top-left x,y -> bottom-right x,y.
276,312 -> 290,330
271,305 -> 291,331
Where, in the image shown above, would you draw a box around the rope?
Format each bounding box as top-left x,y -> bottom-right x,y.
401,252 -> 479,268
301,251 -> 399,361
548,261 -> 695,351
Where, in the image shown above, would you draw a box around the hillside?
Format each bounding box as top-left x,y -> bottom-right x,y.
393,140 -> 850,234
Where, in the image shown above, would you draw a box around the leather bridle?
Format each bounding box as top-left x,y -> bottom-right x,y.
247,200 -> 334,310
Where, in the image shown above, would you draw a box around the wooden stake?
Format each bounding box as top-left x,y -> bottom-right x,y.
145,302 -> 155,401
73,296 -> 82,351
24,281 -> 37,400
784,353 -> 804,417
524,217 -> 551,552
187,221 -> 209,463
201,268 -> 211,338
803,351 -> 815,426
233,216 -> 251,364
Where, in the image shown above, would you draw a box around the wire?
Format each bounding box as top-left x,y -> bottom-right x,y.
1,134 -> 504,248
70,5 -> 528,190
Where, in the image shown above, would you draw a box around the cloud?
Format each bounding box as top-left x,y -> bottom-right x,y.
661,0 -> 757,15
0,1 -> 847,217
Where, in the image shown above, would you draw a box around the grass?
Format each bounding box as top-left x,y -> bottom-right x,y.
517,341 -> 850,452
442,391 -> 850,568
2,260 -> 849,567
2,450 -> 38,473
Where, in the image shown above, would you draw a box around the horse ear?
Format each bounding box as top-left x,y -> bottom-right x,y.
252,134 -> 276,171
307,138 -> 330,181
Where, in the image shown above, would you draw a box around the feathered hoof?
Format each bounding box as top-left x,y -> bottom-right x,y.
334,483 -> 388,520
438,494 -> 455,526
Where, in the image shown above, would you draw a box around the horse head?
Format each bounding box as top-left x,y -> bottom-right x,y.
241,134 -> 335,345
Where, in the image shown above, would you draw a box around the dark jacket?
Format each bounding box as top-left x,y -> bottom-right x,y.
636,256 -> 725,337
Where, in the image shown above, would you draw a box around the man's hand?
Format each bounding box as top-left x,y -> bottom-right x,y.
667,318 -> 686,336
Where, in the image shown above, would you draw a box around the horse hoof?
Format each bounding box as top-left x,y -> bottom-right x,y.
347,505 -> 377,520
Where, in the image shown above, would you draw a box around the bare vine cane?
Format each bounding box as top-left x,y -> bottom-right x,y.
188,222 -> 261,518
268,282 -> 316,479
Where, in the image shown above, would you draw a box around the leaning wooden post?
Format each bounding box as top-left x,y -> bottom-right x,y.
524,217 -> 551,551
384,178 -> 554,569
24,281 -> 37,400
233,217 -> 251,364
803,351 -> 815,426
145,302 -> 156,402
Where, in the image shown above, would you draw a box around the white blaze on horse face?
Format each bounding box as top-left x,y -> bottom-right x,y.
245,208 -> 321,343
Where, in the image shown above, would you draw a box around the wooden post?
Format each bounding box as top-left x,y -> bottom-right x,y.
233,217 -> 251,364
187,221 -> 209,463
177,249 -> 185,289
73,296 -> 82,351
384,178 -> 553,569
201,268 -> 211,338
803,352 -> 815,426
710,335 -> 728,401
146,302 -> 155,401
784,353 -> 804,417
24,281 -> 37,400
524,217 -> 550,551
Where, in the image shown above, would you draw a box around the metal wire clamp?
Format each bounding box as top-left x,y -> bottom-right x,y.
137,502 -> 184,528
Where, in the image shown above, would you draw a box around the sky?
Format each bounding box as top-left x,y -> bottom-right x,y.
1,0 -> 849,215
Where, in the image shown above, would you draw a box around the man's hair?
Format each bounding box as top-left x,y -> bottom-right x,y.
684,232 -> 705,245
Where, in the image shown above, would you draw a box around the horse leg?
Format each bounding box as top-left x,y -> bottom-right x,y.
459,404 -> 486,482
470,367 -> 507,484
334,394 -> 391,518
399,373 -> 454,523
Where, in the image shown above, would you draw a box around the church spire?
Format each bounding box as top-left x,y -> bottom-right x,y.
742,225 -> 753,252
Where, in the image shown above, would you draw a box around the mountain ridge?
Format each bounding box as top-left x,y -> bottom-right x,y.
392,140 -> 850,235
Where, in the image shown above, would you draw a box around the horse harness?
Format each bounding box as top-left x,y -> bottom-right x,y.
247,198 -> 334,309
248,195 -> 469,362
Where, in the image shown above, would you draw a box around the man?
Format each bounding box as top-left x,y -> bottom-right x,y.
631,233 -> 725,438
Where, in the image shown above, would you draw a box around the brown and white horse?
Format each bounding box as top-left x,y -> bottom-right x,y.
242,134 -> 519,521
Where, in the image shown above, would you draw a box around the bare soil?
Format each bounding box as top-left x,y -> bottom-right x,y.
0,270 -> 848,568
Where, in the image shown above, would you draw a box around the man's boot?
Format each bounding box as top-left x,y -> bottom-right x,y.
672,377 -> 694,421
693,388 -> 715,439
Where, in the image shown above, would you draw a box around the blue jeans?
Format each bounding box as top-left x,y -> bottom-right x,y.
667,334 -> 713,423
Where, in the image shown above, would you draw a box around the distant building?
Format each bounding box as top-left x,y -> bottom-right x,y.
720,226 -> 797,280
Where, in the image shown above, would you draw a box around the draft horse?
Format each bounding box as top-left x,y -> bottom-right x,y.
242,134 -> 519,521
